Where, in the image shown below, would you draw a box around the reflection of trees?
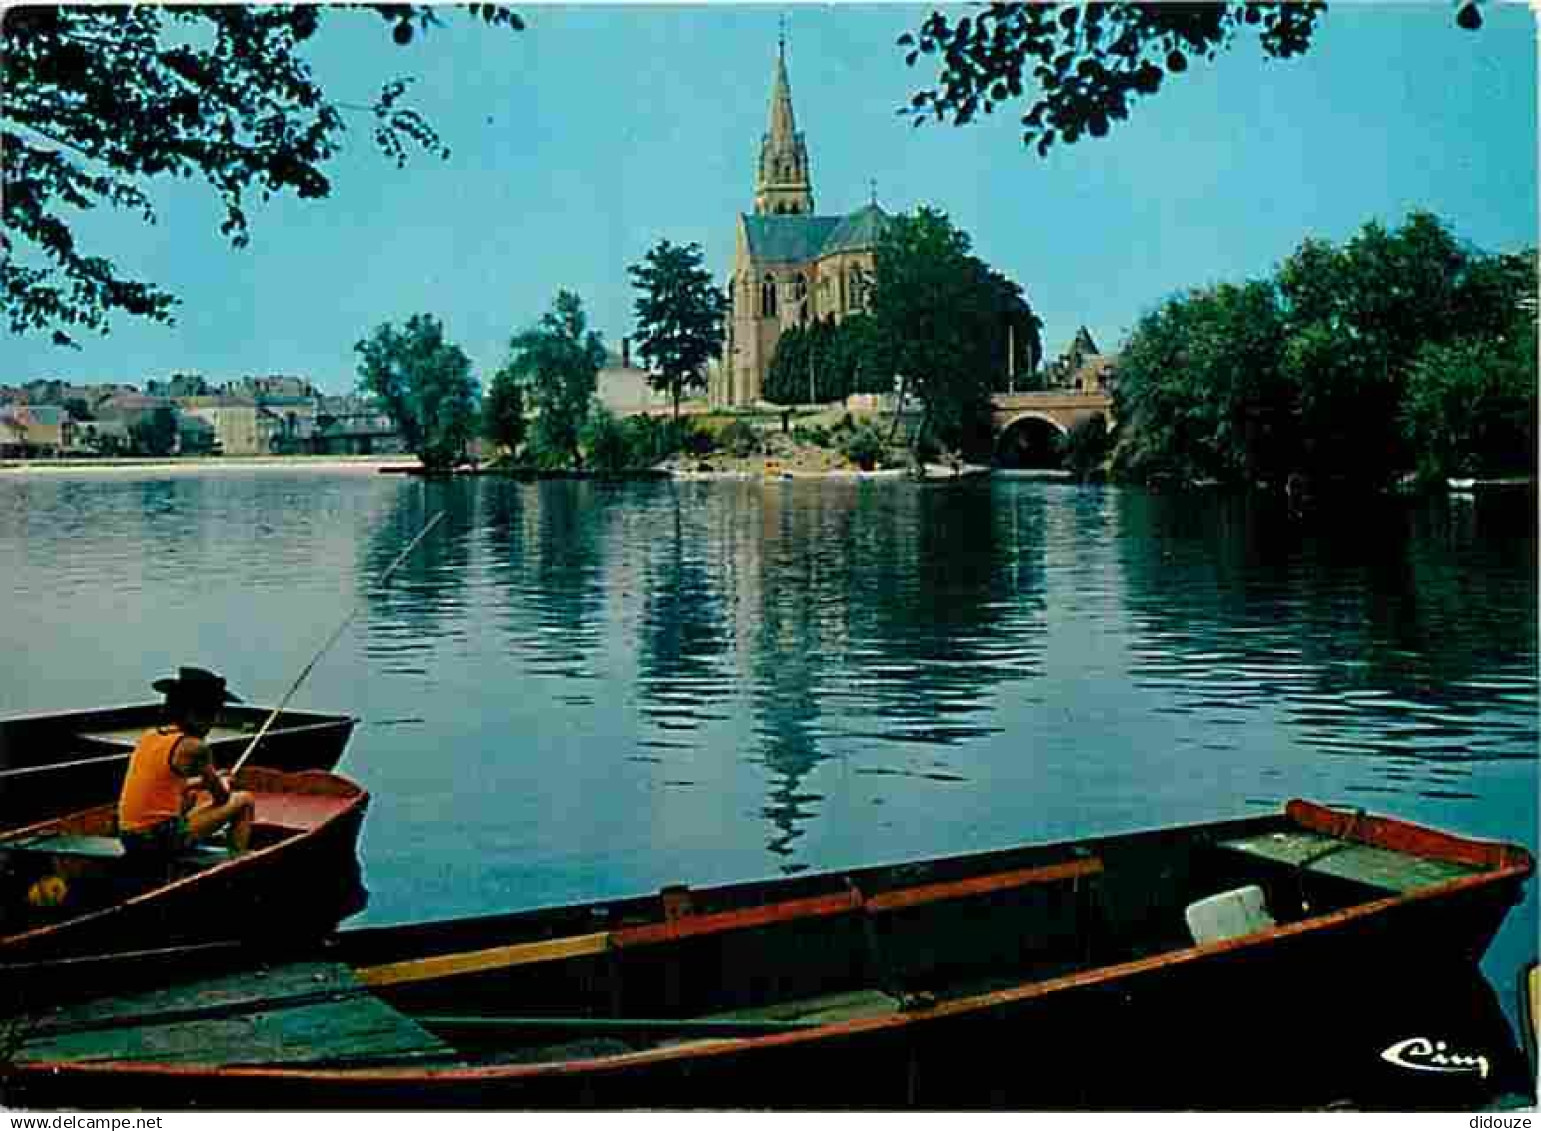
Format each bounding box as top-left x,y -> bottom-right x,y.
745,481 -> 1048,864
636,491 -> 729,731
483,480 -> 613,679
837,482 -> 1046,745
361,482 -> 475,668
1116,489 -> 1538,766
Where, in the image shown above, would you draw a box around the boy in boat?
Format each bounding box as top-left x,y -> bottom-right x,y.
118,666 -> 255,856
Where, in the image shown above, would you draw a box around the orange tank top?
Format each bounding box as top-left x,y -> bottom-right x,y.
119,726 -> 196,833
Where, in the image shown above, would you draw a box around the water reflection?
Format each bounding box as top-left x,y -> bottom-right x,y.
1117,489 -> 1538,803
5,472 -> 1532,984
361,483 -> 476,674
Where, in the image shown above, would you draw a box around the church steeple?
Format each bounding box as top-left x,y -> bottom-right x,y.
754,30 -> 814,216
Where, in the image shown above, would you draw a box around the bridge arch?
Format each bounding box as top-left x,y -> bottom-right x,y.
995,413 -> 1068,469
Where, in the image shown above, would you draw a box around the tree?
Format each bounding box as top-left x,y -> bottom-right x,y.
869,207 -> 1002,459
504,290 -> 605,469
128,406 -> 178,457
355,314 -> 479,470
628,240 -> 727,423
1113,280 -> 1288,485
482,368 -> 527,458
1111,211 -> 1532,490
4,4 -> 521,347
582,405 -> 632,474
1402,323 -> 1537,482
897,2 -> 1482,160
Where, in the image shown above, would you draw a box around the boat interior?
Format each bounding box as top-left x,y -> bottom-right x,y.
0,768 -> 360,939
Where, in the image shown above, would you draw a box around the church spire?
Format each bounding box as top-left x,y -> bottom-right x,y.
754,27 -> 814,216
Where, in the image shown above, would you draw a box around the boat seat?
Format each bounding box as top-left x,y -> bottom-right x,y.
1,833 -> 228,865
1185,885 -> 1275,945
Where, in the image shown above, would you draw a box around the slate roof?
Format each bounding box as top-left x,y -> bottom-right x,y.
742,203 -> 889,266
822,204 -> 888,256
742,215 -> 841,263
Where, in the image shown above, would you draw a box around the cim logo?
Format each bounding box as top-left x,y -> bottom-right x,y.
1380,1037 -> 1490,1080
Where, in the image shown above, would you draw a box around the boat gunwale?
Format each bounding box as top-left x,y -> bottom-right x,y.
0,702 -> 359,732
9,800 -> 1532,1089
0,769 -> 369,954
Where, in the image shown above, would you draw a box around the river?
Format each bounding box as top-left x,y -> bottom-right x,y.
1,467 -> 1535,1037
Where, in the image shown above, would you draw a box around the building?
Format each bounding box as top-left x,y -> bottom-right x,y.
0,404 -> 75,456
1043,327 -> 1116,393
177,395 -> 271,456
597,340 -> 672,416
712,37 -> 889,408
313,396 -> 404,456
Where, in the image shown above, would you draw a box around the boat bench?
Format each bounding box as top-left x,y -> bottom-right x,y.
1,833 -> 229,866
1216,830 -> 1483,895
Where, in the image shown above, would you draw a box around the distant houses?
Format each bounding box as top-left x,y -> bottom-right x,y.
0,405 -> 76,457
0,374 -> 405,458
1041,327 -> 1117,394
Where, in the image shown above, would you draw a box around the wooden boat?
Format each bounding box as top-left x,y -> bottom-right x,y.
0,799 -> 1530,1110
0,767 -> 369,964
0,702 -> 358,824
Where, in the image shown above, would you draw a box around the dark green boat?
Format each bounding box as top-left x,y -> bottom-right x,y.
0,702 -> 358,825
0,799 -> 1531,1110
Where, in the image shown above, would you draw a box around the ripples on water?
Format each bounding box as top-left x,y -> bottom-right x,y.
0,470 -> 1534,997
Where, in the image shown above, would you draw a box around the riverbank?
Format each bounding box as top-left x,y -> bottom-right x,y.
0,455 -> 417,476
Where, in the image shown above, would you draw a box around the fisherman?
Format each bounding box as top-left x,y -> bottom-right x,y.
118,666 -> 255,856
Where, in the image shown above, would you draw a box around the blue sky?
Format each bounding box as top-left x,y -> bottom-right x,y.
7,2 -> 1537,394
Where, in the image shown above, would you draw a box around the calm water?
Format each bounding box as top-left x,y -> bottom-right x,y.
1,469 -> 1535,1015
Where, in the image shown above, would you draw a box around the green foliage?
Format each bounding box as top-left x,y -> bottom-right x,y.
1402,327 -> 1537,481
1112,212 -> 1534,490
504,290 -> 606,469
4,5 -> 521,347
715,419 -> 762,458
791,423 -> 833,449
628,240 -> 727,420
63,397 -> 93,422
354,313 -> 480,471
764,326 -> 805,406
582,405 -> 632,474
870,207 -> 1000,460
901,4 -> 1456,158
840,422 -> 888,470
128,407 -> 178,457
1114,279 -> 1289,484
482,367 -> 526,456
1060,414 -> 1113,481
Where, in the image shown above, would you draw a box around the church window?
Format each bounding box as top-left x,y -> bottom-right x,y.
762,275 -> 778,318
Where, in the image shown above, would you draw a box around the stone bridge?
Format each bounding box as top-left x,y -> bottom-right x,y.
992,390 -> 1114,437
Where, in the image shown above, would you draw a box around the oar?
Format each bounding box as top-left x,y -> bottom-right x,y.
230,511 -> 445,778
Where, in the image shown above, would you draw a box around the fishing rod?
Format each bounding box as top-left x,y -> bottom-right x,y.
228,510 -> 446,777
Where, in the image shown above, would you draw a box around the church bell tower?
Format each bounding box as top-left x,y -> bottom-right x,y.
753,32 -> 814,216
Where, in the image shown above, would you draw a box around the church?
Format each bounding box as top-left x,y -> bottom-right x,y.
711,37 -> 888,408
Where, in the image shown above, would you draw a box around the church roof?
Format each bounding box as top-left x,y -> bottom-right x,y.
743,214 -> 841,263
822,203 -> 888,255
742,203 -> 887,265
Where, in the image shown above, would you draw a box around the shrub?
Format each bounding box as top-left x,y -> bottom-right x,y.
715,419 -> 762,458
583,406 -> 631,474
792,423 -> 832,448
841,423 -> 887,470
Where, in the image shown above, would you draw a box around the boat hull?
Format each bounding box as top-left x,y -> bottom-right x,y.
0,801 -> 1531,1110
0,769 -> 369,964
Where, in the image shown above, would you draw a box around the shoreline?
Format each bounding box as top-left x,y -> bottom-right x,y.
0,455 -> 417,476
